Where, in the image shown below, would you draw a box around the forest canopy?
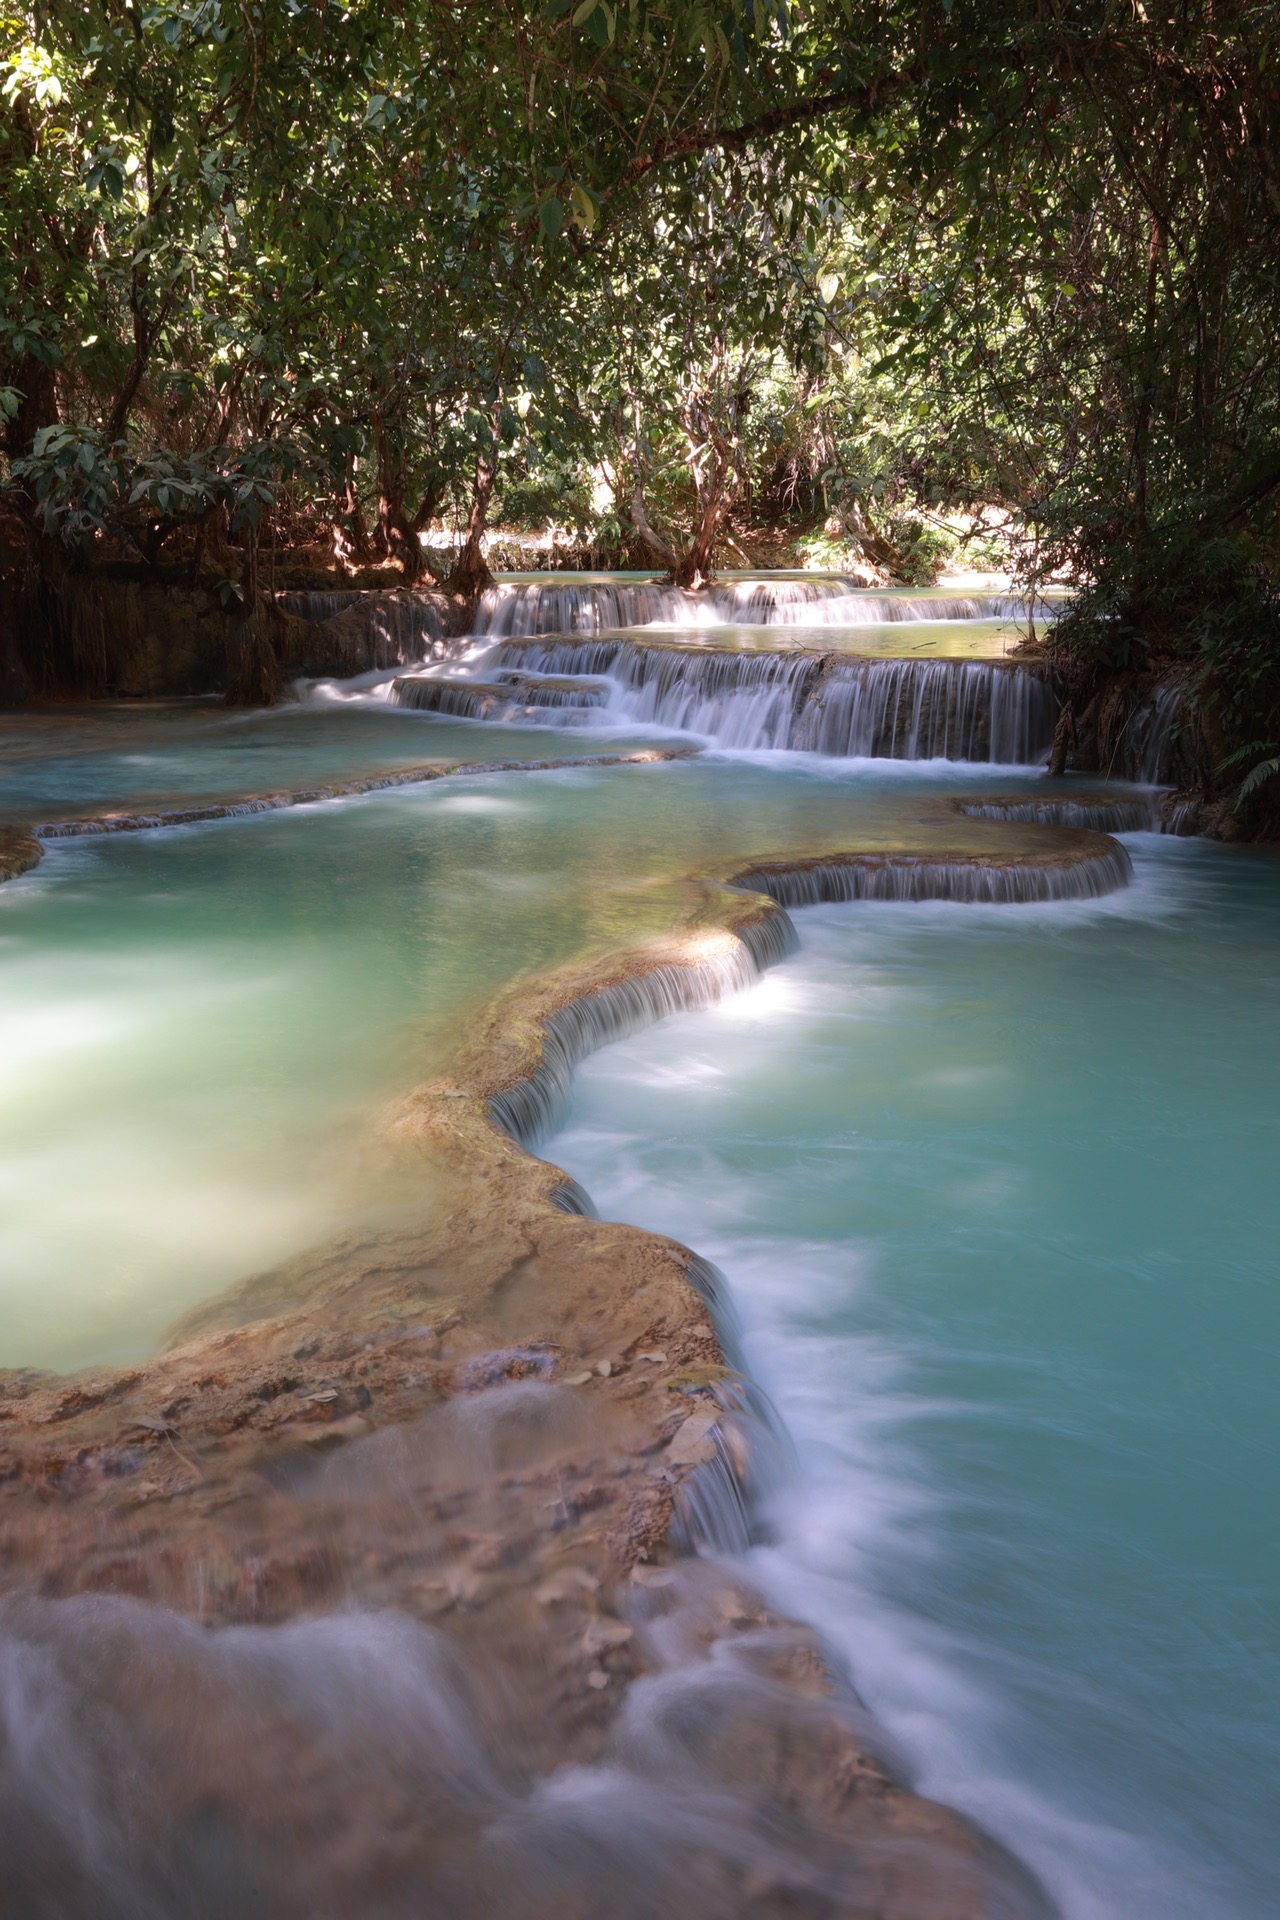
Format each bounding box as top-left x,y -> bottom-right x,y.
3,0 -> 1280,782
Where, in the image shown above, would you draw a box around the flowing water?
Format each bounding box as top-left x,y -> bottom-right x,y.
1,743 -> 1075,1372
312,575 -> 1175,778
388,645 -> 1060,761
0,571 -> 1256,1915
550,835 -> 1280,1920
469,574 -> 1063,637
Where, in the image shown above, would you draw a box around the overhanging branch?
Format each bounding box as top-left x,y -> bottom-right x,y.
622,73 -> 909,186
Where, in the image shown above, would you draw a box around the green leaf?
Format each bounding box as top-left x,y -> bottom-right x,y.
570,180 -> 599,233
539,196 -> 565,238
1238,756 -> 1280,802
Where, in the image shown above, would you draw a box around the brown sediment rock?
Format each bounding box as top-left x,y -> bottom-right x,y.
0,825 -> 41,882
0,808 -> 1119,1913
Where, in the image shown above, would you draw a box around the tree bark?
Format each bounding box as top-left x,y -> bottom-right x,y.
1047,701 -> 1077,778
671,484 -> 723,589
334,475 -> 375,571
443,451 -> 496,598
376,426 -> 428,582
224,527 -> 281,706
628,466 -> 680,572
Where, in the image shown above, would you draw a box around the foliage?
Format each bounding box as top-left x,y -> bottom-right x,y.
2,0 -> 1280,764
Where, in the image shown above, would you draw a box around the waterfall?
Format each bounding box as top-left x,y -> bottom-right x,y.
956,794 -> 1198,834
392,673 -> 610,722
729,845 -> 1134,907
714,586 -> 1036,625
789,657 -> 1055,761
471,577 -> 1044,637
473,582 -> 692,637
488,911 -> 796,1152
392,641 -> 1057,764
1116,685 -> 1186,785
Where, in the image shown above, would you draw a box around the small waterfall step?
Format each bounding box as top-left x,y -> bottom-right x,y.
471,577 -> 1047,637
462,638 -> 1058,764
391,674 -> 610,720
956,790 -> 1200,834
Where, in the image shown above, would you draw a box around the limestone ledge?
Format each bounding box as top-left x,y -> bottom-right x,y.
0,826 -> 41,883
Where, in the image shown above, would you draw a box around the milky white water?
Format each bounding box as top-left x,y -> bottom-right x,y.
550,833 -> 1280,1920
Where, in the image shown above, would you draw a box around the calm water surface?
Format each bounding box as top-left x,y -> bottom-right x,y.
0,702 -> 602,821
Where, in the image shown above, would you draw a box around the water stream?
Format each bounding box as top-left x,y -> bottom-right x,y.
550,836 -> 1280,1920
0,571 -> 1260,1915
292,574 -> 1177,779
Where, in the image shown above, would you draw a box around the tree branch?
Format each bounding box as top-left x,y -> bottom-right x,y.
622,73 -> 908,186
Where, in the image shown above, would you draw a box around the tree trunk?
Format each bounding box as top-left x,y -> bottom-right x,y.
1047,701 -> 1077,778
224,528 -> 281,706
334,476 -> 375,571
671,471 -> 725,589
628,466 -> 680,572
841,497 -> 903,577
376,428 -> 427,582
443,452 -> 496,598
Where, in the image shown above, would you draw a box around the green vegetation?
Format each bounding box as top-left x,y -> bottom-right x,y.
2,0 -> 1278,797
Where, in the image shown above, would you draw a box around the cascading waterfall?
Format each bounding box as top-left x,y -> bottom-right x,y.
392,641 -> 1058,764
291,575 -> 1200,784
956,794 -> 1199,834
789,657 -> 1054,761
473,581 -> 691,637
729,845 -> 1134,908
1116,684 -> 1187,784
957,797 -> 1157,832
471,577 -> 1045,637
713,587 -> 1037,625
392,672 -> 610,722
488,913 -> 797,1152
